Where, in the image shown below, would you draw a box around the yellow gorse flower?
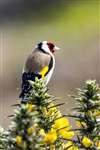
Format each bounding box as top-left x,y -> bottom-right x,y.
56,111 -> 62,118
52,117 -> 74,139
82,137 -> 93,148
44,129 -> 57,144
97,141 -> 100,148
39,129 -> 46,136
64,141 -> 79,150
47,102 -> 62,118
27,126 -> 35,135
26,103 -> 34,112
16,135 -> 23,146
47,107 -> 57,117
59,129 -> 74,139
53,117 -> 70,130
76,121 -> 86,128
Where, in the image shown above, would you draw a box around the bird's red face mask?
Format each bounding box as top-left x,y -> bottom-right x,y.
47,42 -> 60,53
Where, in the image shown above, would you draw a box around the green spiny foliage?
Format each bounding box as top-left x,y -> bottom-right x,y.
68,80 -> 100,150
0,126 -> 5,149
3,78 -> 74,150
0,79 -> 99,150
6,104 -> 43,150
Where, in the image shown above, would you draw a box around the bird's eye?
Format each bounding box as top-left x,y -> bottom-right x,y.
47,42 -> 55,52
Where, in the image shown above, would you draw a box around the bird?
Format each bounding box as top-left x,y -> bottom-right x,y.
19,41 -> 60,101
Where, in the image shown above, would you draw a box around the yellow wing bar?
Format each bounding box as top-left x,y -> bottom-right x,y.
40,66 -> 49,78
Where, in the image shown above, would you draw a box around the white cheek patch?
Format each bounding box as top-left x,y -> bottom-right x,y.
42,42 -> 50,53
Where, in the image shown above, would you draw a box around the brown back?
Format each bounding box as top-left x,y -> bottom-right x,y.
24,49 -> 51,73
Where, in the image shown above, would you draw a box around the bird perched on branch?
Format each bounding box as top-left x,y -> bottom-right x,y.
19,41 -> 60,101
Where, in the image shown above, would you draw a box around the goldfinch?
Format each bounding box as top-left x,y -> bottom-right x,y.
19,41 -> 60,101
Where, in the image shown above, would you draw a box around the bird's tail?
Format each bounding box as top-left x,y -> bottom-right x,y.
19,72 -> 41,102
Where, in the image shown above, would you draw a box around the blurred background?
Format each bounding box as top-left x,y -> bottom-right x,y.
0,0 -> 99,128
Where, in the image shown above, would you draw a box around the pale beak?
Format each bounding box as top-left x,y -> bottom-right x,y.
54,46 -> 60,51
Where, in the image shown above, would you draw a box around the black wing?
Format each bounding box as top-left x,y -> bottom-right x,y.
19,72 -> 41,101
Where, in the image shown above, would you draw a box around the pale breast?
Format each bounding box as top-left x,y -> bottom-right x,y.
24,50 -> 51,73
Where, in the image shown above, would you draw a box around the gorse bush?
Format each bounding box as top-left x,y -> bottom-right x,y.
0,79 -> 100,150
67,80 -> 100,150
